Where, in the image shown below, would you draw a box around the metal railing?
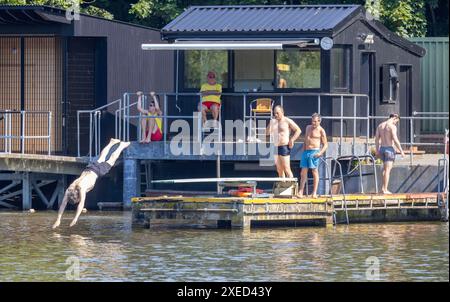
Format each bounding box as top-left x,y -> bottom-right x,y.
0,110 -> 51,155
118,92 -> 370,153
367,114 -> 449,166
79,91 -> 448,163
77,98 -> 122,158
437,128 -> 449,221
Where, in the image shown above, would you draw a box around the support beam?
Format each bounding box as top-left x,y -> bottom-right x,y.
57,176 -> 67,207
123,159 -> 140,210
22,172 -> 31,210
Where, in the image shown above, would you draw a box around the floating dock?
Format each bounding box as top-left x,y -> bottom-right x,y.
132,192 -> 447,229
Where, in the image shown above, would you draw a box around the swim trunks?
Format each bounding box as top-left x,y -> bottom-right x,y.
85,161 -> 112,178
277,145 -> 291,156
300,149 -> 320,169
151,127 -> 163,141
379,146 -> 396,162
202,101 -> 221,110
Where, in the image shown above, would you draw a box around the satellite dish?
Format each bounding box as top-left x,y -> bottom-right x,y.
320,37 -> 334,50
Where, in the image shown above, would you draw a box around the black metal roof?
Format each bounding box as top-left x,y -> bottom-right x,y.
162,5 -> 361,34
0,5 -> 71,25
161,5 -> 425,57
0,5 -> 159,30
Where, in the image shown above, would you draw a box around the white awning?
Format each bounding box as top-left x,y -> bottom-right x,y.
141,39 -> 319,51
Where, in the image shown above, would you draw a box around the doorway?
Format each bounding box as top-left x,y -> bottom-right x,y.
399,65 -> 412,143
360,52 -> 376,137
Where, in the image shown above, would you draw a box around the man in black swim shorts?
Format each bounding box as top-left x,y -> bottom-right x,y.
266,106 -> 301,178
52,138 -> 130,228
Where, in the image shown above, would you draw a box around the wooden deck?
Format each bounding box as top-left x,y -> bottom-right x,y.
132,192 -> 447,229
0,153 -> 89,175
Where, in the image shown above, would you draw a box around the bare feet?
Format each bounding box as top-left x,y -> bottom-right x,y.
52,220 -> 61,229
296,193 -> 304,198
382,190 -> 392,194
312,194 -> 318,199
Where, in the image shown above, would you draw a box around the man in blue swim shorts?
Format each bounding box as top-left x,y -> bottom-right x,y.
375,113 -> 405,194
298,113 -> 328,198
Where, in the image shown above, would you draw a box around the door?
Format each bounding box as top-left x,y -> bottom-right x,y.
399,65 -> 412,143
361,52 -> 376,137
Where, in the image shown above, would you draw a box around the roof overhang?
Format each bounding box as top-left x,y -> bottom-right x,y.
142,39 -> 320,50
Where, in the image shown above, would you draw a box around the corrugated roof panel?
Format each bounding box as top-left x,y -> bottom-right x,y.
162,5 -> 361,33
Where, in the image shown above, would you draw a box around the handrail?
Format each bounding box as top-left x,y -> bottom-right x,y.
438,157 -> 449,221
81,91 -> 447,169
336,154 -> 379,194
77,98 -> 122,158
0,110 -> 51,155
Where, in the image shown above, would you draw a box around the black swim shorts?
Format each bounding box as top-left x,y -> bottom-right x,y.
85,161 -> 112,178
277,145 -> 292,157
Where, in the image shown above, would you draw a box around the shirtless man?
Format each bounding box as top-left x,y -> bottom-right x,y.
298,113 -> 328,198
52,138 -> 130,228
267,105 -> 301,178
375,113 -> 405,194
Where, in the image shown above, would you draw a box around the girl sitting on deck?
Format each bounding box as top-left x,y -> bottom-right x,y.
137,91 -> 163,143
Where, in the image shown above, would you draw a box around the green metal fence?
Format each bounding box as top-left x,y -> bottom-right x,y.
410,37 -> 449,133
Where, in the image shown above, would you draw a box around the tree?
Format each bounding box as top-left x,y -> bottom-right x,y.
0,0 -> 113,19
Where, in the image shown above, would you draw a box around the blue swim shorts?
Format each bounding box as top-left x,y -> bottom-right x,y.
300,149 -> 320,169
379,146 -> 396,162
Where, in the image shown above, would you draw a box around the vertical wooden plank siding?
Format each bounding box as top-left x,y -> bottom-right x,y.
0,37 -> 21,152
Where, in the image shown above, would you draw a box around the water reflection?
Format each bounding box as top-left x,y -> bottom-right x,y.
0,212 -> 448,282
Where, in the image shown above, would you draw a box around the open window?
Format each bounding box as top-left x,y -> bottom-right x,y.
276,49 -> 321,89
381,63 -> 399,103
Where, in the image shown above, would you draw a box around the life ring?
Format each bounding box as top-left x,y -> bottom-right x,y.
228,187 -> 263,197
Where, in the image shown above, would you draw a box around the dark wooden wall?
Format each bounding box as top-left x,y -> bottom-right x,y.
66,38 -> 96,156
333,20 -> 422,141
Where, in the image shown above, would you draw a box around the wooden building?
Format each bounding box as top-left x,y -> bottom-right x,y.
157,5 -> 426,141
0,5 -> 173,156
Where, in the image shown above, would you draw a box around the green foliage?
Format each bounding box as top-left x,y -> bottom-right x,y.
0,0 -> 445,37
277,50 -> 321,88
82,5 -> 113,19
380,0 -> 427,38
184,50 -> 228,89
0,0 -> 114,19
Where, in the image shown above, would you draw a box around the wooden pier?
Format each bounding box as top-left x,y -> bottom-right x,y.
131,192 -> 447,229
0,153 -> 89,210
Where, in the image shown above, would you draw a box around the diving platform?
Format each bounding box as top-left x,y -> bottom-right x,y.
0,153 -> 89,175
132,192 -> 447,229
0,154 -> 89,210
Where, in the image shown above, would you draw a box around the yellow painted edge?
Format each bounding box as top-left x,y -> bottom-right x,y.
132,193 -> 440,204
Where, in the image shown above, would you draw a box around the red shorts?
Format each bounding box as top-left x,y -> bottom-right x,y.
202,101 -> 221,110
146,128 -> 162,141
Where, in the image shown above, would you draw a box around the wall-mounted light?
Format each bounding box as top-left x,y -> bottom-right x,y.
357,33 -> 374,44
364,34 -> 374,44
